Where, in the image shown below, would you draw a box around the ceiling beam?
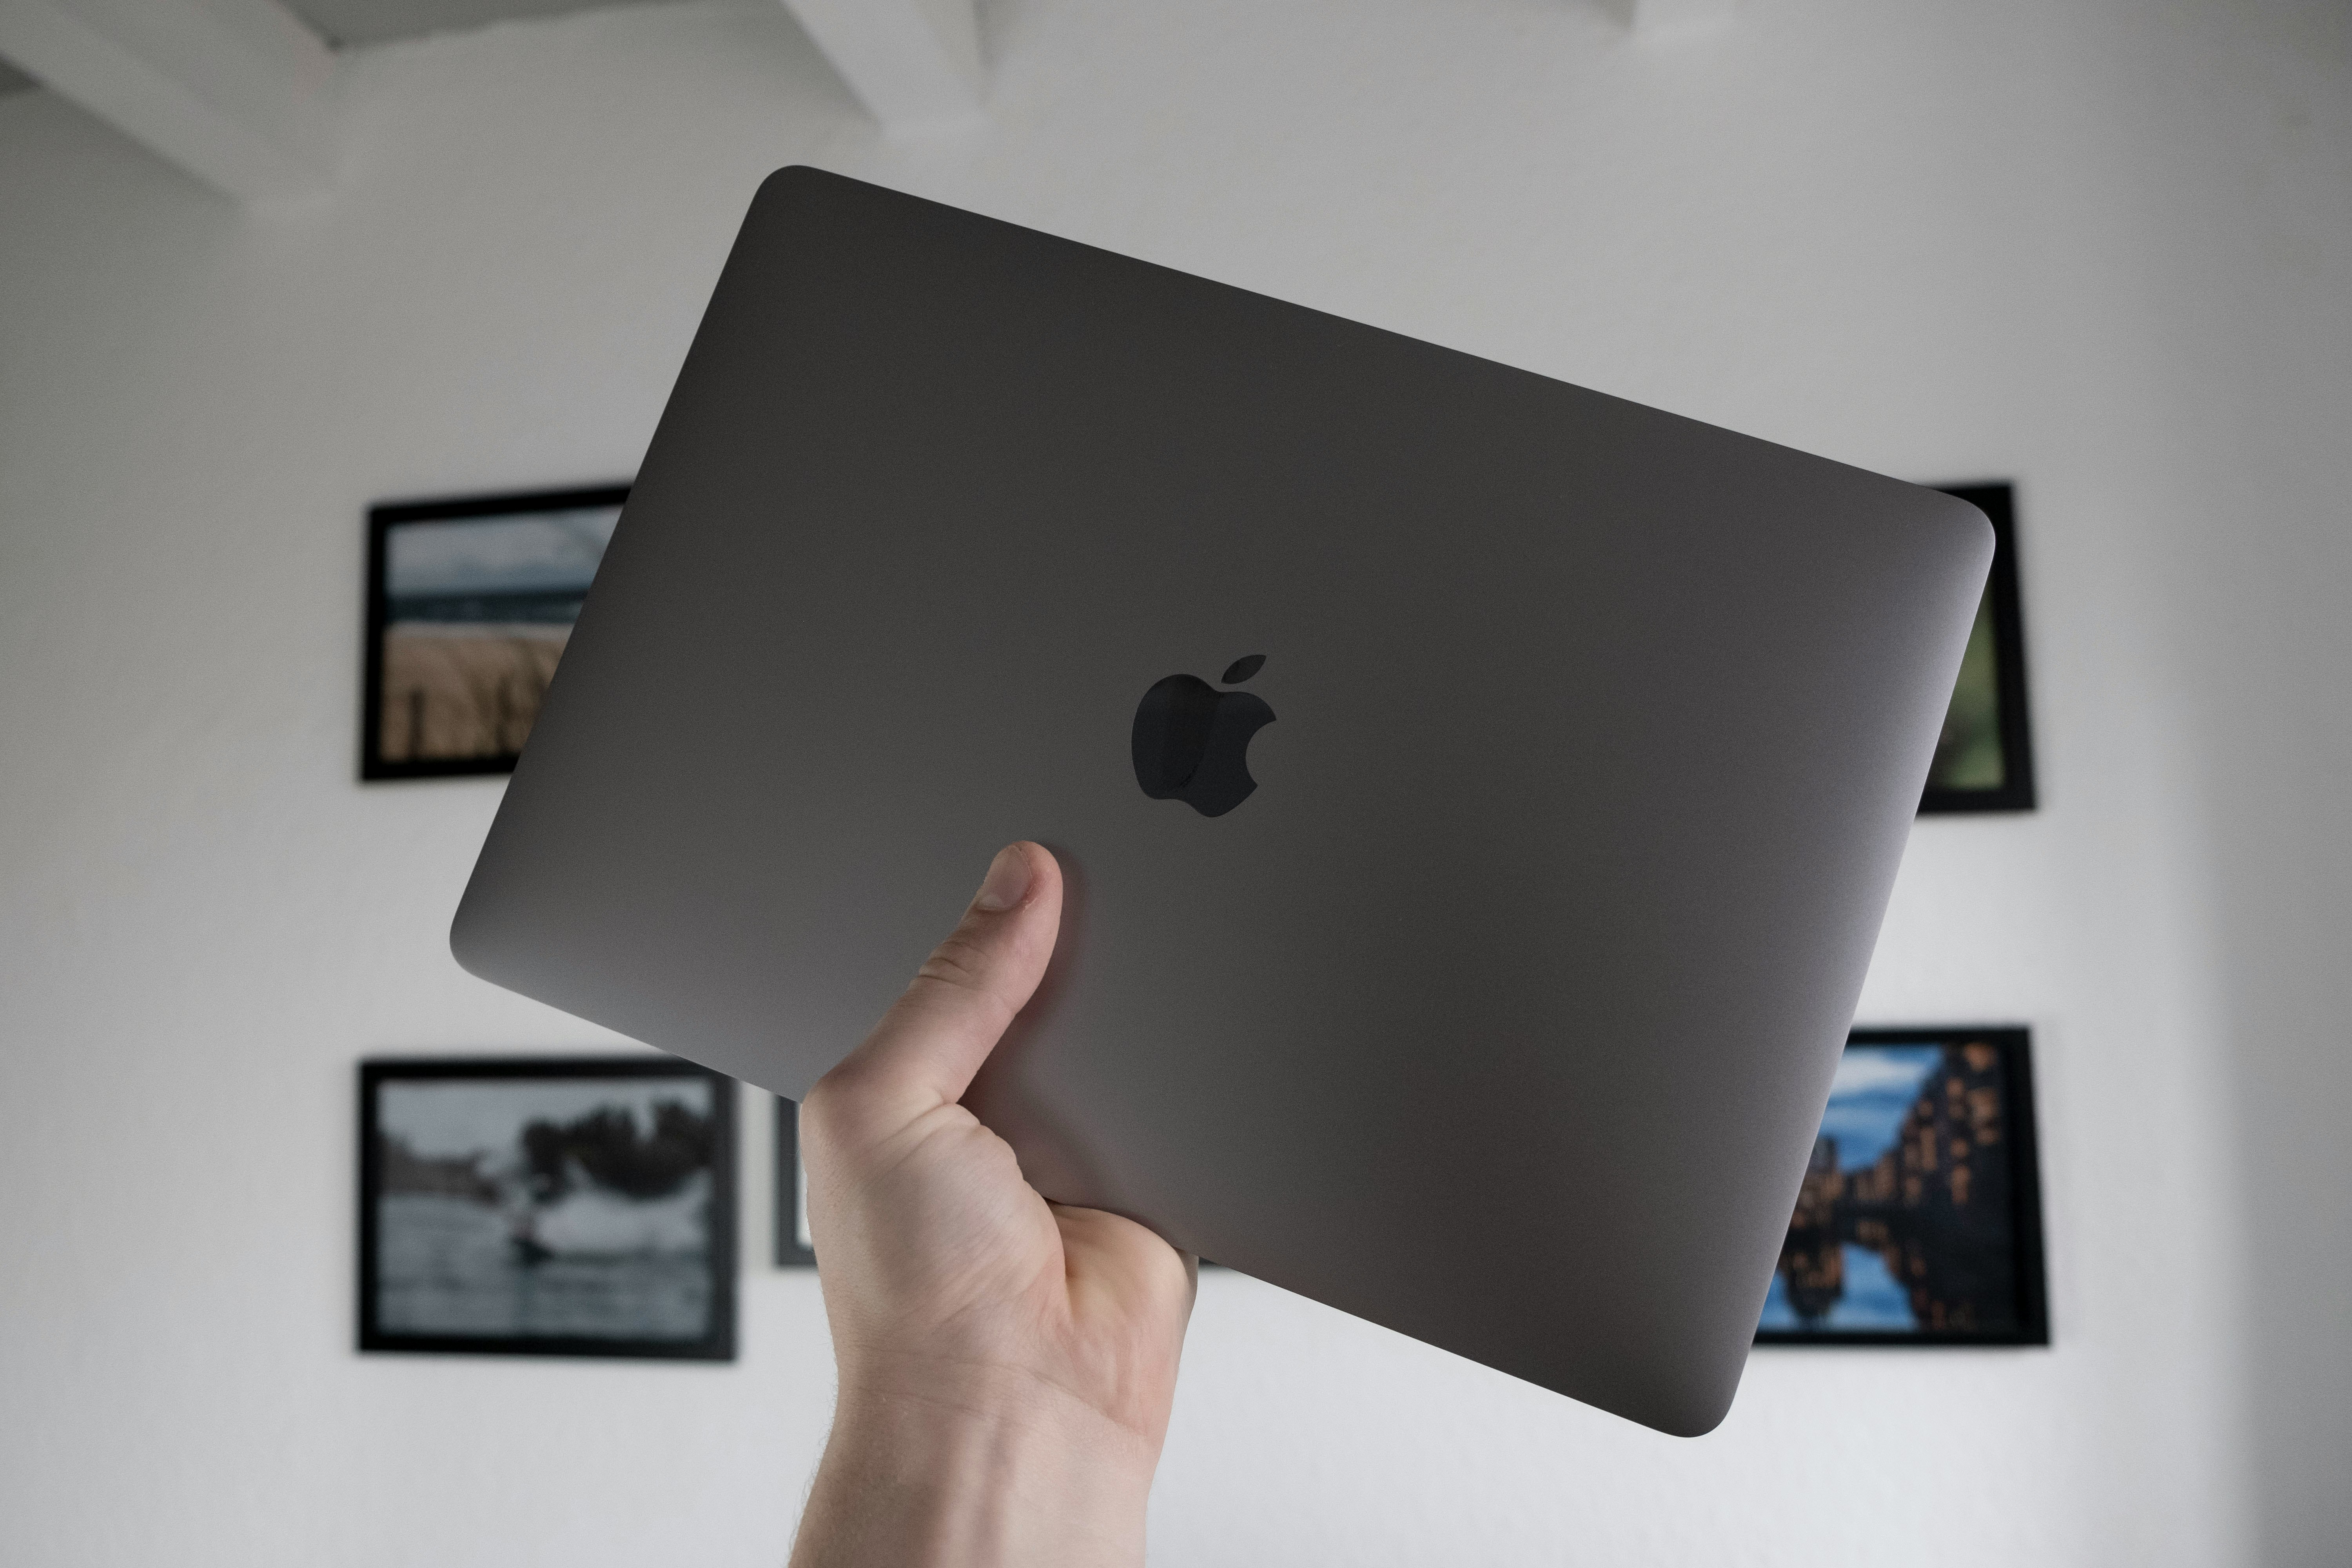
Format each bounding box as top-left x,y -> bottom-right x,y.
779,0 -> 984,133
0,0 -> 334,201
1608,0 -> 1737,38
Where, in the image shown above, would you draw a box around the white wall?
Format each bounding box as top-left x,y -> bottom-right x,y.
2,1 -> 2346,1564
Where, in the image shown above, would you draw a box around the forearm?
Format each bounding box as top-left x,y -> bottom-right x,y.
789,1383 -> 1158,1568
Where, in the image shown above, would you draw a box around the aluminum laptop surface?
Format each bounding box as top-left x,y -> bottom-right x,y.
452,167 -> 1990,1437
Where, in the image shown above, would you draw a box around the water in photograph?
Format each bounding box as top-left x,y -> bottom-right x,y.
385,508 -> 618,612
377,1190 -> 710,1340
1759,1244 -> 1917,1332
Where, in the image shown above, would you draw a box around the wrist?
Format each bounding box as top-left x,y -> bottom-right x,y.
792,1368 -> 1159,1568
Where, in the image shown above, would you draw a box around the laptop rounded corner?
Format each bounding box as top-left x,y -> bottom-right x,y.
446,891 -> 500,986
753,163 -> 835,213
1926,485 -> 1999,570
1657,1389 -> 1737,1440
1611,1351 -> 1745,1439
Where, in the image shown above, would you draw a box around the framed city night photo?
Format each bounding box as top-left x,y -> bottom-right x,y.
1756,1027 -> 2049,1347
359,1056 -> 736,1360
360,483 -> 627,780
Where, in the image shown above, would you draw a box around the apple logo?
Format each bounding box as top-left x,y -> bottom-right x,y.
1130,654 -> 1275,818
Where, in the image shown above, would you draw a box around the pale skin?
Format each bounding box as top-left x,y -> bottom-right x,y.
789,842 -> 1198,1568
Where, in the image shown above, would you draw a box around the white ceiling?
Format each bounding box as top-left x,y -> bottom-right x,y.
0,0 -> 976,186
0,0 -> 695,93
281,0 -> 701,49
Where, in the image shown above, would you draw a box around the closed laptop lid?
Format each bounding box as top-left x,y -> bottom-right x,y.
451,167 -> 1991,1436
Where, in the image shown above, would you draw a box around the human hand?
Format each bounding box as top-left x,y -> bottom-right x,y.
788,842 -> 1198,1568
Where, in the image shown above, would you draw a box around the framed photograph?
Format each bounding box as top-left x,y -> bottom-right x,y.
359,1056 -> 736,1359
361,483 -> 628,781
1920,483 -> 2036,813
1756,1027 -> 2049,1346
775,1098 -> 816,1267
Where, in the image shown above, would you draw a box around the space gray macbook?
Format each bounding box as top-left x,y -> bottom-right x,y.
450,166 -> 1990,1436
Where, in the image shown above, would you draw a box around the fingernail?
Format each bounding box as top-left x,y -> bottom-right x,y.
973,844 -> 1032,911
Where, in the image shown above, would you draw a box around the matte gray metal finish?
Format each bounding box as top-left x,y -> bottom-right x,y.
451,167 -> 1991,1437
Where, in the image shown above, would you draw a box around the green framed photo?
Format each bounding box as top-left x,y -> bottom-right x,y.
1920,483 -> 2036,813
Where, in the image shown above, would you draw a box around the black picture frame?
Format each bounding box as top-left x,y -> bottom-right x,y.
1920,483 -> 2037,814
1755,1026 -> 2049,1347
360,483 -> 630,782
359,1055 -> 737,1360
775,1098 -> 817,1267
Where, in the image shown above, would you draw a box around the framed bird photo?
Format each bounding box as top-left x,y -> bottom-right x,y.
359,1056 -> 736,1360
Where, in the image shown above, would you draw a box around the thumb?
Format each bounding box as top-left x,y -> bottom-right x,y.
816,842 -> 1063,1129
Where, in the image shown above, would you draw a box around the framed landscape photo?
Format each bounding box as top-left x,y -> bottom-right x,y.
1756,1027 -> 2049,1347
1920,483 -> 2036,813
359,1056 -> 736,1360
775,1099 -> 816,1267
361,483 -> 628,781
